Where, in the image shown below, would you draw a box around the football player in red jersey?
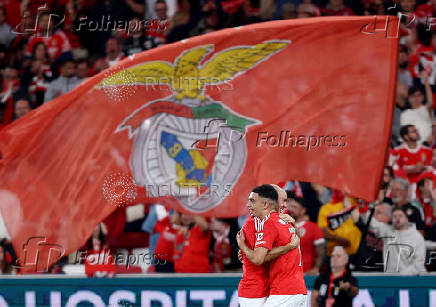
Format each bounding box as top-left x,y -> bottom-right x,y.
237,185 -> 300,307
237,185 -> 307,307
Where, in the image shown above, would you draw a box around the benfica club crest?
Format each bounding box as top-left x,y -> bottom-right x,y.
96,41 -> 289,212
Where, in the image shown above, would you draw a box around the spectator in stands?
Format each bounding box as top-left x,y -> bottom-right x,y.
377,166 -> 394,202
391,178 -> 425,233
317,191 -> 361,259
145,0 -> 177,20
21,42 -> 53,107
26,11 -> 73,64
392,83 -> 408,147
44,59 -> 79,103
141,204 -> 169,259
173,214 -> 211,273
414,176 -> 436,234
93,37 -> 125,74
320,0 -> 354,16
364,207 -> 426,274
288,195 -> 326,275
14,98 -> 31,119
355,201 -> 392,272
0,244 -> 13,274
210,218 -> 234,273
75,59 -> 89,81
280,3 -> 297,19
0,7 -> 16,48
311,246 -> 359,307
400,72 -> 433,144
297,3 -> 320,18
122,18 -> 146,56
398,45 -> 413,87
154,210 -> 181,273
390,125 -> 432,183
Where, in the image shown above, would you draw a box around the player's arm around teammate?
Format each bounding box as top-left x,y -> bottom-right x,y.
236,229 -> 299,265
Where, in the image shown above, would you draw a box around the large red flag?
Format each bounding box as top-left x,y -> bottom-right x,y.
0,16 -> 398,268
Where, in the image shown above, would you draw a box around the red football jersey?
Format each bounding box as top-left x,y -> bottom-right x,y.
173,225 -> 211,273
297,221 -> 325,272
389,144 -> 432,183
255,212 -> 307,295
238,215 -> 269,298
154,223 -> 180,262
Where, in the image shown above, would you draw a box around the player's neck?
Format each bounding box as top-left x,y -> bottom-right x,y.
258,209 -> 273,219
406,140 -> 417,149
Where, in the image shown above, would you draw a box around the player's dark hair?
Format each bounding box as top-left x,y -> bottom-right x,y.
252,185 -> 278,202
399,124 -> 413,139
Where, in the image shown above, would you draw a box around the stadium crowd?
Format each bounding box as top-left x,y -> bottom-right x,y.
0,0 -> 436,276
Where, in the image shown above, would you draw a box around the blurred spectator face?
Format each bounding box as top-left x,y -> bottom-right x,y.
374,204 -> 392,224
128,18 -> 143,34
418,178 -> 433,200
76,61 -> 89,79
432,148 -> 436,168
14,99 -> 31,119
408,88 -> 424,108
21,10 -> 35,34
61,61 -> 76,78
0,7 -> 6,25
4,68 -> 18,82
396,83 -> 408,107
210,218 -> 227,234
288,199 -> 305,220
330,246 -> 348,270
391,181 -> 408,205
297,4 -> 315,18
281,3 -> 297,19
106,38 -> 121,60
404,125 -> 420,142
0,245 -> 4,262
205,11 -> 219,28
33,43 -> 47,61
330,0 -> 343,9
170,211 -> 181,224
180,214 -> 193,226
400,0 -> 416,12
392,209 -> 409,230
398,49 -> 409,69
38,13 -> 52,35
92,224 -> 101,238
155,2 -> 168,20
383,167 -> 392,186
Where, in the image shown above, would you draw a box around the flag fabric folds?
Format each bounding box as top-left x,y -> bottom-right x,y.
0,16 -> 398,269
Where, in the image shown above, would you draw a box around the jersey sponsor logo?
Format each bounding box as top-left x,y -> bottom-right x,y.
255,241 -> 266,246
278,218 -> 287,225
256,232 -> 264,241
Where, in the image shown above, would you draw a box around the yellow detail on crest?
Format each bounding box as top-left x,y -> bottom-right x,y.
96,42 -> 289,101
175,150 -> 209,187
